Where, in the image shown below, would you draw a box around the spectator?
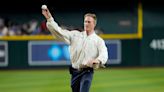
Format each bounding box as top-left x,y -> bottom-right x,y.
39,20 -> 51,35
0,17 -> 8,36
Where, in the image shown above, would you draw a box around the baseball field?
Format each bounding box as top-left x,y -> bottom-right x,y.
0,67 -> 164,92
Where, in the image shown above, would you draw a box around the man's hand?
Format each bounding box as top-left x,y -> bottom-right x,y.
85,59 -> 100,69
92,59 -> 100,69
41,5 -> 52,19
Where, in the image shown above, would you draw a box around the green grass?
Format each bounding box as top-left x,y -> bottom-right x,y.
0,67 -> 164,92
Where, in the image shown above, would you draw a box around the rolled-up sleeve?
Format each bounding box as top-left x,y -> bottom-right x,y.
46,17 -> 72,45
97,39 -> 108,65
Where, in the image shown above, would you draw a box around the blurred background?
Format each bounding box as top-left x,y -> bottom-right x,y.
0,0 -> 164,92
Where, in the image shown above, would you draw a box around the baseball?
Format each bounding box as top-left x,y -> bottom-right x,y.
41,5 -> 47,10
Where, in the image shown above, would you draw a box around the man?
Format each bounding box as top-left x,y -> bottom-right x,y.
42,6 -> 108,92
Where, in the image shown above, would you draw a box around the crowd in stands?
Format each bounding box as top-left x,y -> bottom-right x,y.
0,17 -> 103,36
0,17 -> 51,36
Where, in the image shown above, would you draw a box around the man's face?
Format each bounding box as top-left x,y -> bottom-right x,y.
84,16 -> 95,32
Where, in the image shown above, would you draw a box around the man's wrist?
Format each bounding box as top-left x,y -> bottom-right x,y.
47,17 -> 54,22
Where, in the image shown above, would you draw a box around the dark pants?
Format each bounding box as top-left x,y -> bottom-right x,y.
69,66 -> 94,92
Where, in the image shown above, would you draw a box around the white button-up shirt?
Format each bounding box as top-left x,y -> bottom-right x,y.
46,17 -> 108,69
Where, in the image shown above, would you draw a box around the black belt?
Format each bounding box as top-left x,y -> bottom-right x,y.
69,66 -> 93,74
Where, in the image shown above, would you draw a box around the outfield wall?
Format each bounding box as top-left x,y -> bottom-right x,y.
0,39 -> 140,69
1,30 -> 164,69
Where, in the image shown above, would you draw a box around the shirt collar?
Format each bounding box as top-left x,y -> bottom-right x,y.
83,31 -> 96,37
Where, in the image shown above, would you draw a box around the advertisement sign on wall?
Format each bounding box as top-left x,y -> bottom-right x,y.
28,40 -> 121,66
0,42 -> 8,67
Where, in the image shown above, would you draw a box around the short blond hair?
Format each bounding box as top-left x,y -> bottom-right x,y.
84,13 -> 97,25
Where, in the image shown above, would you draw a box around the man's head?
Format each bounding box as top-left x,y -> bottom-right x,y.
84,13 -> 97,34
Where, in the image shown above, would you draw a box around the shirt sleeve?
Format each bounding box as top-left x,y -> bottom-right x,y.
46,17 -> 72,45
96,38 -> 108,65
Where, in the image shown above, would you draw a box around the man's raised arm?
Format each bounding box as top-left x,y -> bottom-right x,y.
42,5 -> 72,45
